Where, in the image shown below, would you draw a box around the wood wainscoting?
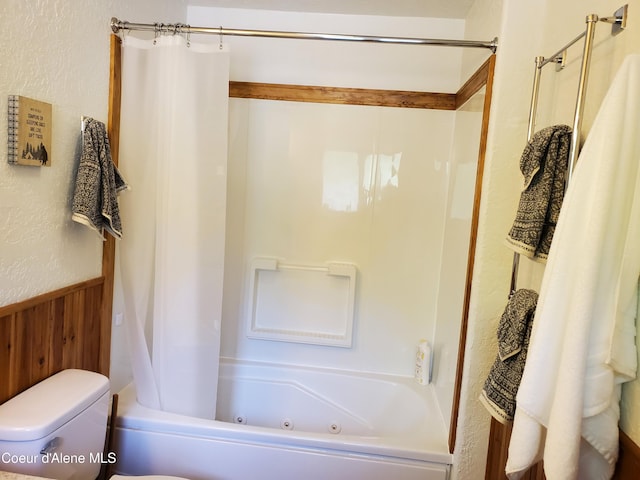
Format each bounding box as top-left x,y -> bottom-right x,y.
484,417 -> 545,480
0,277 -> 107,403
616,429 -> 640,479
485,417 -> 640,479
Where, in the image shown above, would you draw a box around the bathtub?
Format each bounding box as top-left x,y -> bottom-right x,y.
112,358 -> 453,480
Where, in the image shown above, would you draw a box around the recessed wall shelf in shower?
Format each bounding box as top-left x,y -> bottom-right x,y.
246,257 -> 357,347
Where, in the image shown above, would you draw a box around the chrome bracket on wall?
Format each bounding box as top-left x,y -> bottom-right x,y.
554,50 -> 567,71
551,4 -> 628,72
600,4 -> 628,36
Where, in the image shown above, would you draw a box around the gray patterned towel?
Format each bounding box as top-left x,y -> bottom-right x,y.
480,288 -> 538,424
71,118 -> 128,239
505,125 -> 571,261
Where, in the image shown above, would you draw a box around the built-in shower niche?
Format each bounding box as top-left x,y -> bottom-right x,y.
246,257 -> 357,347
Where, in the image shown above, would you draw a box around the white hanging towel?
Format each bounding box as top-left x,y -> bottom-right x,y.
506,54 -> 640,480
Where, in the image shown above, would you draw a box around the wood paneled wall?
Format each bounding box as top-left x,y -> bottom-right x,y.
484,417 -> 545,480
0,278 -> 106,403
616,430 -> 640,479
485,417 -> 640,480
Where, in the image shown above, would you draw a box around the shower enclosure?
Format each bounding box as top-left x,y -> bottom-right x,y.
109,8 -> 494,478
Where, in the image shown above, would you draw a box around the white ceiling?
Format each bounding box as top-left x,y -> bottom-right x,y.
188,0 -> 476,19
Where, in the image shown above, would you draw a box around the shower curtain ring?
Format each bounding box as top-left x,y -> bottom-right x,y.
153,22 -> 160,45
219,26 -> 223,50
186,25 -> 191,47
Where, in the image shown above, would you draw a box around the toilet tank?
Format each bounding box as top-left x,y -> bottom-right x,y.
0,369 -> 110,480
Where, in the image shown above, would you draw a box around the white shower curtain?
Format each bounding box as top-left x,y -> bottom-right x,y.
116,35 -> 229,419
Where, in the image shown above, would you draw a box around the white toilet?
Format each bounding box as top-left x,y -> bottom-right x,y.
0,369 -> 184,480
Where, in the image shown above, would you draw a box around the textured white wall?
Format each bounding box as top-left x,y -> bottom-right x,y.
451,2 -> 525,478
0,0 -> 187,308
455,0 -> 640,478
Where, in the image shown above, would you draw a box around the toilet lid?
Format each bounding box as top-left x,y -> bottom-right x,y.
111,476 -> 189,480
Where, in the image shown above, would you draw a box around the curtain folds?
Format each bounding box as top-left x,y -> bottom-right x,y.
117,35 -> 229,419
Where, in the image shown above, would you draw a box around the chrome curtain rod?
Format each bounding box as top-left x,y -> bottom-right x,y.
110,17 -> 498,52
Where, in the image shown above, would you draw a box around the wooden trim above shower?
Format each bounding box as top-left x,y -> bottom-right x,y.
229,56 -> 493,110
455,57 -> 494,109
448,54 -> 496,454
229,81 -> 458,110
99,33 -> 122,376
